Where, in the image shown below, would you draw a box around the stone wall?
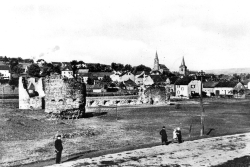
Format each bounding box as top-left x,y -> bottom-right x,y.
144,86 -> 166,104
19,77 -> 45,109
44,74 -> 86,116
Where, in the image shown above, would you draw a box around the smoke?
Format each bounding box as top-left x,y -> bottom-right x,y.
52,45 -> 60,52
38,45 -> 60,58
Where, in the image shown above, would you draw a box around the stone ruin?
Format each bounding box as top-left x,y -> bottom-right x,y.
44,74 -> 86,118
19,76 -> 45,109
141,86 -> 167,104
19,74 -> 86,118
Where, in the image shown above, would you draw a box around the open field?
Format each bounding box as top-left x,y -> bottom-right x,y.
1,98 -> 250,166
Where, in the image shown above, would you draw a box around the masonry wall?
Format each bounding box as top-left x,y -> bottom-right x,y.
19,77 -> 45,109
44,74 -> 86,115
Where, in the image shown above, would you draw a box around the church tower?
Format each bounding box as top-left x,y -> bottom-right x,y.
153,51 -> 159,71
179,56 -> 187,76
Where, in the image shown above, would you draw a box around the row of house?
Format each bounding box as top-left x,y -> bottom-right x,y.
174,77 -> 247,98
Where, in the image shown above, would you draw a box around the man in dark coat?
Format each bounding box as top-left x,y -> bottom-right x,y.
176,127 -> 182,143
55,135 -> 63,164
159,126 -> 168,145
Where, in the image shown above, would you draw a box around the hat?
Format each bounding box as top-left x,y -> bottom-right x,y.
177,127 -> 180,130
57,135 -> 61,137
162,126 -> 165,128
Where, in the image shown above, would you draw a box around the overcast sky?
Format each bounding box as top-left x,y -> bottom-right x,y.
0,0 -> 250,71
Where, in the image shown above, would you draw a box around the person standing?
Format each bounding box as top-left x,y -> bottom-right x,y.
159,126 -> 168,145
55,135 -> 63,164
176,127 -> 182,143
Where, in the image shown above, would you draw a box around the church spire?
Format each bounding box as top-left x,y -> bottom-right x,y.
153,51 -> 159,71
181,56 -> 186,67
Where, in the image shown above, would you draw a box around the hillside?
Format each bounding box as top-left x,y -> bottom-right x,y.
204,68 -> 250,75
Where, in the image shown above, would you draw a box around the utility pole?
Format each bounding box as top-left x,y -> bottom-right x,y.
197,70 -> 205,136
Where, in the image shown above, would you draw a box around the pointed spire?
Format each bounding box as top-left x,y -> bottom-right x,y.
181,56 -> 186,67
155,51 -> 158,59
181,56 -> 185,66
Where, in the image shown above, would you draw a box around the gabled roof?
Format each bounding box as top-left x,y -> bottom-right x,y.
150,75 -> 164,83
61,65 -> 73,71
169,76 -> 179,84
242,79 -> 250,85
0,65 -> 10,70
215,81 -> 237,88
159,64 -> 169,70
175,77 -> 192,85
77,68 -> 89,74
123,79 -> 137,87
203,81 -> 219,88
89,72 -> 112,77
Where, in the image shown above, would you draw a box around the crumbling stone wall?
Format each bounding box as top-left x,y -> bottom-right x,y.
144,86 -> 166,104
19,76 -> 45,109
44,74 -> 86,117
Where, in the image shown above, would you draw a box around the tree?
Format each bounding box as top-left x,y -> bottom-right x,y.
17,57 -> 23,62
102,75 -> 112,83
3,56 -> 9,63
9,58 -> 19,71
36,59 -> 47,67
123,64 -> 132,72
111,62 -> 117,71
12,64 -> 24,75
87,77 -> 94,85
70,60 -> 78,77
9,78 -> 18,87
28,64 -> 40,77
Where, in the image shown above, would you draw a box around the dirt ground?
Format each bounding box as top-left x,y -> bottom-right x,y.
1,98 -> 250,166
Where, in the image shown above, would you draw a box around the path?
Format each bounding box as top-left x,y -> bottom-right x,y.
45,133 -> 250,167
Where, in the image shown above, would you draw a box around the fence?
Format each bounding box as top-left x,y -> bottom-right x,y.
0,85 -> 18,99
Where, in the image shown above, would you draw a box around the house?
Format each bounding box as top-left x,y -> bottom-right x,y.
165,77 -> 179,94
119,71 -> 135,82
110,71 -> 121,82
188,80 -> 202,97
123,79 -> 137,90
203,81 -> 219,96
86,84 -> 104,93
51,62 -> 62,67
233,82 -> 245,98
90,72 -> 113,80
61,65 -> 73,78
134,71 -> 150,85
242,79 -> 250,89
143,75 -> 165,86
0,65 -> 10,79
214,81 -> 237,96
175,77 -> 192,97
77,69 -> 89,83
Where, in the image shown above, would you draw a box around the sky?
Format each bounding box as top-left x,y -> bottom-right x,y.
0,0 -> 250,71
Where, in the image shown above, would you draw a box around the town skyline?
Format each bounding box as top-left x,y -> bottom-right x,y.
1,1 -> 250,71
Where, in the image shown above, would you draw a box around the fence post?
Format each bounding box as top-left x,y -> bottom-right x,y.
116,104 -> 118,120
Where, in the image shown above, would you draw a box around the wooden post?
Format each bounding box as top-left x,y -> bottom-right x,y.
2,86 -> 4,105
116,104 -> 118,120
200,72 -> 205,136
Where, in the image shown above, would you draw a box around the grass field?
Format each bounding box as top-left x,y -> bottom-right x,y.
1,98 -> 250,166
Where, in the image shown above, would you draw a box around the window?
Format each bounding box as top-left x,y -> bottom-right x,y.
177,85 -> 180,88
181,87 -> 184,90
191,85 -> 195,88
177,90 -> 180,94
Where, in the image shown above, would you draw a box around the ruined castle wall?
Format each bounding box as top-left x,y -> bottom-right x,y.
44,74 -> 86,114
19,77 -> 45,109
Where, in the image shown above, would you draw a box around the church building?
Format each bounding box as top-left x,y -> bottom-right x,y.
151,51 -> 169,75
179,57 -> 188,76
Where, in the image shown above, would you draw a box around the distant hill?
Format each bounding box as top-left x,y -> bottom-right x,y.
204,68 -> 250,75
